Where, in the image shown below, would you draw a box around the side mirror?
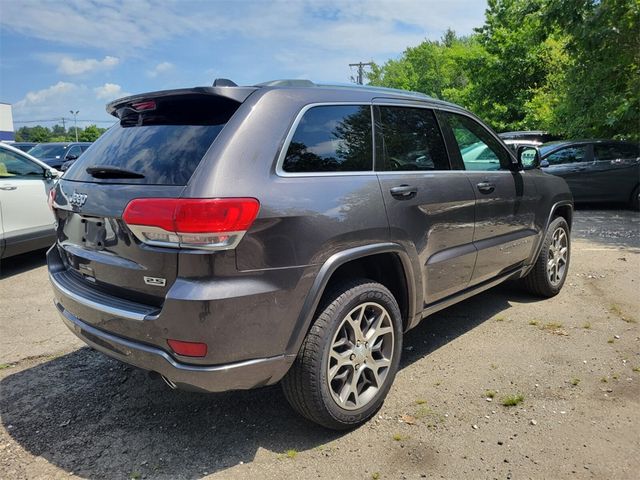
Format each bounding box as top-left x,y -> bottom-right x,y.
44,168 -> 60,179
540,159 -> 550,168
517,146 -> 540,170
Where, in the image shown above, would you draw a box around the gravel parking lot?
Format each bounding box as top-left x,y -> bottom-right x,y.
1,208 -> 638,480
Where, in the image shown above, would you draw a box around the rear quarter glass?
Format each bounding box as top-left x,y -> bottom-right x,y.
64,94 -> 240,185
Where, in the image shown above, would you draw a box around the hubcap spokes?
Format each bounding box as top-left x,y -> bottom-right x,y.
547,227 -> 568,286
327,302 -> 394,410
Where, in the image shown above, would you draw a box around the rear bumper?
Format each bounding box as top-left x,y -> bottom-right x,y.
55,301 -> 295,392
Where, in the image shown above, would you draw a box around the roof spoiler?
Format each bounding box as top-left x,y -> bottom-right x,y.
106,86 -> 258,117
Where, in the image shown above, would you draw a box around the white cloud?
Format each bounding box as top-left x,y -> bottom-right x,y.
148,61 -> 174,77
12,81 -> 117,128
58,55 -> 119,75
94,83 -> 130,100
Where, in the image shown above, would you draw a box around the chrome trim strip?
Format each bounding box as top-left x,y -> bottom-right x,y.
50,271 -> 149,321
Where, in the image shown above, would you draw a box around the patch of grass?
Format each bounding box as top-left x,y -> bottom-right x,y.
610,304 -> 637,323
528,320 -> 539,326
392,433 -> 405,441
582,322 -> 591,329
495,316 -> 505,322
414,405 -> 433,419
501,394 -> 524,407
129,473 -> 141,480
490,363 -> 498,370
415,399 -> 427,405
632,367 -> 640,373
541,322 -> 568,336
0,363 -> 14,370
607,338 -> 615,344
372,473 -> 381,480
571,378 -> 580,386
612,374 -> 619,380
433,381 -> 441,386
600,377 -> 608,383
284,449 -> 297,459
485,389 -> 496,398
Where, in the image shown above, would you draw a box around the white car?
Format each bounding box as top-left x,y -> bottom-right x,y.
0,142 -> 59,259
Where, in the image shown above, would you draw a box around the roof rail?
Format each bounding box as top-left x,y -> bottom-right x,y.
256,79 -> 316,87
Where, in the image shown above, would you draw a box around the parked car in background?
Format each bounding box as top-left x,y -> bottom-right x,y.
521,139 -> 640,209
0,142 -> 59,259
28,142 -> 92,169
499,131 -> 561,152
7,142 -> 37,152
47,79 -> 573,429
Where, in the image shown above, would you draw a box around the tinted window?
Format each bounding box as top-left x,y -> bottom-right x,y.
0,149 -> 43,177
66,145 -> 82,158
283,105 -> 372,173
594,143 -> 639,160
64,95 -> 239,185
376,106 -> 450,171
29,144 -> 67,159
546,146 -> 588,165
443,113 -> 511,171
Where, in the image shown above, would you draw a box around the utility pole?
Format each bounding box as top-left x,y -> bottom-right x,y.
61,117 -> 66,130
70,110 -> 79,141
349,61 -> 373,85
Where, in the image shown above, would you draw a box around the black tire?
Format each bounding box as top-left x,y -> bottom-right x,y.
630,185 -> 639,211
281,279 -> 403,430
521,216 -> 571,297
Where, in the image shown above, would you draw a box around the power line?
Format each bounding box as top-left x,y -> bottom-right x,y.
348,61 -> 373,85
14,118 -> 115,124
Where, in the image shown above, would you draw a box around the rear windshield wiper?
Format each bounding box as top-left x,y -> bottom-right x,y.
86,166 -> 145,179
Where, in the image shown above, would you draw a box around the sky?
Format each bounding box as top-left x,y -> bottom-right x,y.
0,0 -> 487,129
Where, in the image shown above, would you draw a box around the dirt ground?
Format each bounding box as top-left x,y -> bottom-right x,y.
1,208 -> 638,480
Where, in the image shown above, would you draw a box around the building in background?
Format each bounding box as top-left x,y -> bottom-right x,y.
0,103 -> 15,141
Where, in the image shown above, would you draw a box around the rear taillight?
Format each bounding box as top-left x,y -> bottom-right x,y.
48,187 -> 56,212
122,197 -> 259,250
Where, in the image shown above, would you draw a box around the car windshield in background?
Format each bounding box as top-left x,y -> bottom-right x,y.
63,123 -> 224,185
29,144 -> 67,158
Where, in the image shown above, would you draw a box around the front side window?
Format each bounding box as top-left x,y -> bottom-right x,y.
443,112 -> 511,171
66,145 -> 82,159
546,146 -> 588,166
282,105 -> 373,173
0,149 -> 43,178
376,106 -> 450,171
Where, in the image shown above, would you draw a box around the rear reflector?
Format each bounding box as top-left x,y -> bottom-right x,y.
122,197 -> 259,250
167,339 -> 208,357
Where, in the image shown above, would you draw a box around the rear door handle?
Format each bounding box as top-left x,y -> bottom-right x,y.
390,185 -> 417,199
0,185 -> 17,191
476,182 -> 495,194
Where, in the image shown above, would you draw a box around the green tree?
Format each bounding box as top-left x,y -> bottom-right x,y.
79,124 -> 105,142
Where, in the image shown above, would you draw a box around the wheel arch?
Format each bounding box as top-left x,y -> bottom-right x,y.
284,243 -> 417,357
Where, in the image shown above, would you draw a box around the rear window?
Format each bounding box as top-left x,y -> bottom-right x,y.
64,95 -> 239,185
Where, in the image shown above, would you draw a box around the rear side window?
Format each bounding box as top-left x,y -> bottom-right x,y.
375,106 -> 450,171
64,95 -> 240,185
594,143 -> 639,160
0,149 -> 43,177
282,105 -> 373,173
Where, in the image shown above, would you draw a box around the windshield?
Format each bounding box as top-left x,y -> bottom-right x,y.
29,144 -> 67,158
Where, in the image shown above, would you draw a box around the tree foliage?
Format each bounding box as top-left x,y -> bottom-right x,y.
15,124 -> 108,143
367,0 -> 639,140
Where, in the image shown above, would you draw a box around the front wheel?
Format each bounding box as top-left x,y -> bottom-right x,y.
521,216 -> 571,297
281,279 -> 403,430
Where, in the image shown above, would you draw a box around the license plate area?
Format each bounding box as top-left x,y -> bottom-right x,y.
80,216 -> 108,250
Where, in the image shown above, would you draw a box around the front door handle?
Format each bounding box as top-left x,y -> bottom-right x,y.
0,185 -> 17,191
390,185 -> 417,199
476,182 -> 495,194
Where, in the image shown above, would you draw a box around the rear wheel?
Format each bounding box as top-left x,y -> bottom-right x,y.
521,216 -> 570,297
282,279 -> 403,430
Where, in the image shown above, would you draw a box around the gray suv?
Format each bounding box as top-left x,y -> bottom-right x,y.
47,80 -> 573,429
